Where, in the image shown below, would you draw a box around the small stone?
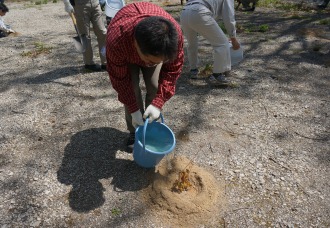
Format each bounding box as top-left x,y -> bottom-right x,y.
30,220 -> 41,227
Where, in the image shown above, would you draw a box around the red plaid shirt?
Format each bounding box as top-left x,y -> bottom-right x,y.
106,2 -> 184,113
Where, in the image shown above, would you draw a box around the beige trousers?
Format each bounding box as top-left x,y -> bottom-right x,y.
125,63 -> 162,133
180,4 -> 231,73
74,0 -> 106,65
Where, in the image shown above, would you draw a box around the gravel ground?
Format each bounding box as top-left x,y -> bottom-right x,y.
0,1 -> 329,227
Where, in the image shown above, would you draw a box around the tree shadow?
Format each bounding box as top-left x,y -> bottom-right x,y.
26,66 -> 84,85
57,127 -> 151,213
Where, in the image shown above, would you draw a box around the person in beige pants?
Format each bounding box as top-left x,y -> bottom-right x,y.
63,0 -> 106,71
180,0 -> 240,85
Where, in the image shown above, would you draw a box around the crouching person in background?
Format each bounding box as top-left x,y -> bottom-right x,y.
0,3 -> 15,38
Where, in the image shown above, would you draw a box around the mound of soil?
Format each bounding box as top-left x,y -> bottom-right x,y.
143,156 -> 225,227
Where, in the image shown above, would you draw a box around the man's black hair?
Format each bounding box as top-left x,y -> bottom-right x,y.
134,16 -> 178,60
0,3 -> 9,12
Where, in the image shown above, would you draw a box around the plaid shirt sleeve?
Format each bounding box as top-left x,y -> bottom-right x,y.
106,2 -> 184,114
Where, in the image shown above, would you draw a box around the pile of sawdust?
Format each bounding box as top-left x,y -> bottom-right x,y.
142,156 -> 225,227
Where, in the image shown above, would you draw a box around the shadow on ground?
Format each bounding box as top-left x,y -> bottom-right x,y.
57,127 -> 151,212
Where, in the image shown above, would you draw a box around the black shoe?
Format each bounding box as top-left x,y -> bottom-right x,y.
101,64 -> 107,71
189,69 -> 199,79
317,4 -> 327,8
317,0 -> 329,8
242,6 -> 255,11
127,132 -> 135,149
208,73 -> 230,85
85,64 -> 102,72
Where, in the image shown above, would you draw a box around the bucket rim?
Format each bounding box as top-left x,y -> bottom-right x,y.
135,121 -> 176,155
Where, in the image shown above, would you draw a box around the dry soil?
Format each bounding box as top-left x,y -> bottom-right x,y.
0,0 -> 329,227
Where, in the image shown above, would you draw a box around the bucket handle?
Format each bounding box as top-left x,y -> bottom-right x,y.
142,113 -> 164,152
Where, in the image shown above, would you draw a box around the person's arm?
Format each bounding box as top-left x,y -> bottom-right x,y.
0,18 -> 7,31
106,42 -> 140,114
0,17 -> 13,33
151,37 -> 184,110
222,0 -> 240,50
230,37 -> 240,50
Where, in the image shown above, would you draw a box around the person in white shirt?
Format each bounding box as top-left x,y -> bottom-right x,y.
180,0 -> 241,85
0,3 -> 15,38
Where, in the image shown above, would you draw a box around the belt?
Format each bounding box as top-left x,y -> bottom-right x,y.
185,2 -> 205,6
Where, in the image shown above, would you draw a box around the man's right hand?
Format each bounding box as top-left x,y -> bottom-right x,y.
230,37 -> 241,50
63,0 -> 74,13
131,110 -> 144,128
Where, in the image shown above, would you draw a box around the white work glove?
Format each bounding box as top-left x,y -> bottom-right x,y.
131,110 -> 144,128
7,29 -> 15,34
63,0 -> 74,13
143,105 -> 161,123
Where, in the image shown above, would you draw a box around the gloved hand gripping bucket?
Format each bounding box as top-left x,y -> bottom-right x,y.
133,115 -> 176,168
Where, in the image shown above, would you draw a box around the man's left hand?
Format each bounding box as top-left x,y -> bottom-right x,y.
143,105 -> 161,123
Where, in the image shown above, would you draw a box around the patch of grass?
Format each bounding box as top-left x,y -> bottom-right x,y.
318,18 -> 330,25
21,41 -> 52,57
199,63 -> 213,77
286,13 -> 310,20
243,24 -> 270,33
258,0 -> 311,11
258,24 -> 269,32
35,0 -> 48,5
218,22 -> 228,35
258,0 -> 282,8
111,208 -> 121,216
10,0 -> 57,3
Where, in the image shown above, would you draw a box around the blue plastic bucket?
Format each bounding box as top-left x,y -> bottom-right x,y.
133,114 -> 176,168
229,41 -> 244,66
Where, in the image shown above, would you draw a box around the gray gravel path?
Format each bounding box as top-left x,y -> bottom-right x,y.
0,1 -> 329,227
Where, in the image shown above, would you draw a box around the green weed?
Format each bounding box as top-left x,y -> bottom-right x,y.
258,0 -> 282,8
258,0 -> 311,11
111,208 -> 121,216
258,24 -> 269,32
21,41 -> 52,57
218,22 -> 228,35
318,18 -> 330,25
35,0 -> 48,5
244,24 -> 269,33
